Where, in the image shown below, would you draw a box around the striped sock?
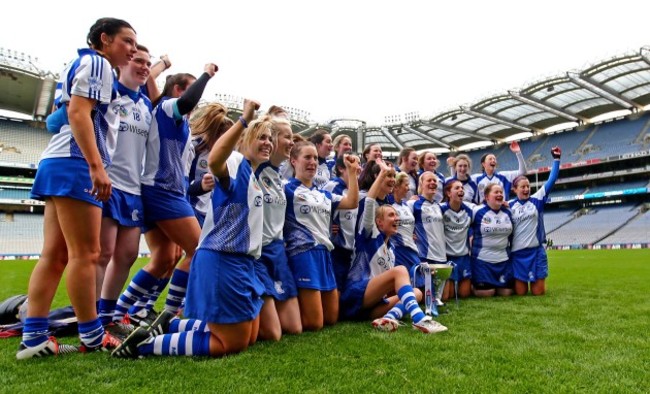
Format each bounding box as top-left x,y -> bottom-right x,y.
165,269 -> 189,314
128,297 -> 149,317
21,317 -> 49,347
147,278 -> 170,311
114,269 -> 159,322
98,299 -> 117,326
384,303 -> 406,321
140,331 -> 211,356
397,284 -> 426,323
78,319 -> 104,348
169,318 -> 209,333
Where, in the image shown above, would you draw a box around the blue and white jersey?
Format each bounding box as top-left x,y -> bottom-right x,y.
445,175 -> 479,204
471,152 -> 526,203
326,158 -> 337,180
199,151 -> 263,259
471,205 -> 513,263
356,193 -> 393,235
390,200 -> 418,253
42,48 -> 117,166
509,159 -> 559,252
313,158 -> 331,189
440,202 -> 474,257
347,197 -> 395,283
322,178 -> 358,251
187,138 -> 211,218
141,97 -> 193,194
105,83 -> 152,195
284,178 -> 342,257
256,162 -> 287,246
408,196 -> 446,262
278,160 -> 293,183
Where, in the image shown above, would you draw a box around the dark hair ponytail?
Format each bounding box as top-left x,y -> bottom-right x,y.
86,17 -> 135,50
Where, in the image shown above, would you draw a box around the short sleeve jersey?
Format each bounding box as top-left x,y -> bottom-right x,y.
42,48 -> 117,166
198,151 -> 264,259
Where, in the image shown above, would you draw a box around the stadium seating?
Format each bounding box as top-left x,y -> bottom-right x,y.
542,208 -> 577,233
0,119 -> 51,167
547,204 -> 639,246
598,209 -> 650,245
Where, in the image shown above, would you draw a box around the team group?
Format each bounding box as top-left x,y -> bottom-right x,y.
16,17 -> 562,360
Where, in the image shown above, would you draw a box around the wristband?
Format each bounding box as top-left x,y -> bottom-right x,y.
162,58 -> 171,69
239,116 -> 248,128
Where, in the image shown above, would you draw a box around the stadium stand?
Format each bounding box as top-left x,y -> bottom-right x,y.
1,46 -> 649,254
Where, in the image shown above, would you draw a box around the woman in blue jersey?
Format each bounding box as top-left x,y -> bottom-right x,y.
446,154 -> 479,204
96,45 -> 153,335
187,103 -> 234,227
321,153 -> 361,292
509,146 -> 562,296
408,172 -> 447,273
112,64 -> 218,326
395,147 -> 419,200
471,183 -> 514,297
284,141 -> 360,331
113,99 -> 267,358
18,18 -> 137,360
440,180 -> 474,299
341,160 -> 447,334
255,115 -> 302,340
418,151 -> 445,203
390,172 -> 420,284
307,129 -> 334,189
471,141 -> 526,203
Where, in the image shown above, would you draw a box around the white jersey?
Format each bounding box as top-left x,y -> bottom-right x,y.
472,152 -> 526,203
471,205 -> 513,263
322,178 -> 357,251
105,83 -> 152,195
445,175 -> 479,204
284,178 -> 342,256
141,97 -> 193,194
440,201 -> 474,257
256,162 -> 287,245
408,196 -> 446,262
42,48 -> 117,166
509,159 -> 560,252
313,158 -> 331,190
199,151 -> 263,259
347,197 -> 395,283
390,201 -> 418,253
187,139 -> 211,217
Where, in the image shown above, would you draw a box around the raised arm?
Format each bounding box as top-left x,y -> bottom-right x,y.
338,155 -> 361,209
510,140 -> 527,175
146,54 -> 171,100
176,63 -> 217,117
208,99 -> 260,179
543,146 -> 561,194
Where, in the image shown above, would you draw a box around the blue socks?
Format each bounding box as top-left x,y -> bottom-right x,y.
397,285 -> 426,323
165,269 -> 189,314
139,331 -> 211,356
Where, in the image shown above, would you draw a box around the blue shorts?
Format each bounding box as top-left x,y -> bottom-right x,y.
448,254 -> 471,281
255,239 -> 298,301
472,257 -> 513,288
331,246 -> 353,292
288,245 -> 337,291
340,278 -> 389,321
511,247 -> 548,282
185,249 -> 264,324
31,157 -> 101,207
141,184 -> 195,231
395,246 -> 423,287
102,188 -> 143,227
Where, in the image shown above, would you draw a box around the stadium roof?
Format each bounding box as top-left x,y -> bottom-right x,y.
0,48 -> 58,120
301,46 -> 650,155
1,46 -> 650,152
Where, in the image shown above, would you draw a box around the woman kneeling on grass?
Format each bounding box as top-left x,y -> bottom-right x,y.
340,160 -> 447,334
113,99 -> 266,358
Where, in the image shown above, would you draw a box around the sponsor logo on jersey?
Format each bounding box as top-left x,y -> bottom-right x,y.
88,76 -> 103,92
254,196 -> 263,207
300,205 -> 311,214
199,159 -> 208,169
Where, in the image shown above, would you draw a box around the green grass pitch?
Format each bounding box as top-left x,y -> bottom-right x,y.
1,249 -> 648,393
